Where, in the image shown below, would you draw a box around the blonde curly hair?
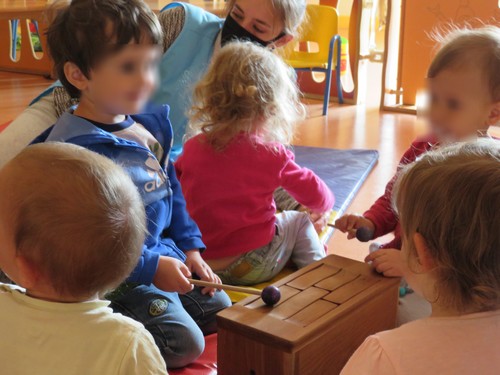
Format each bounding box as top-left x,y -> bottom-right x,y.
189,41 -> 305,150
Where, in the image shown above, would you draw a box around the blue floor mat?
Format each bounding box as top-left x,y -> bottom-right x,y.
293,146 -> 379,216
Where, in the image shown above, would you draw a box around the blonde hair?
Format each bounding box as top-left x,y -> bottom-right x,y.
1,143 -> 146,298
427,26 -> 500,102
393,140 -> 500,313
189,41 -> 305,150
225,0 -> 306,38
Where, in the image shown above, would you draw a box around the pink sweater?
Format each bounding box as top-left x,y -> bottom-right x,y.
175,134 -> 334,259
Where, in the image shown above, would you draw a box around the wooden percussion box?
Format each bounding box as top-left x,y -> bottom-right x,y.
217,254 -> 400,375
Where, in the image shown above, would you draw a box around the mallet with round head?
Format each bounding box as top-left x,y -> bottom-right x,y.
188,279 -> 282,306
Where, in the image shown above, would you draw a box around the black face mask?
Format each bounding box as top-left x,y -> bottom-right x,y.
221,14 -> 285,47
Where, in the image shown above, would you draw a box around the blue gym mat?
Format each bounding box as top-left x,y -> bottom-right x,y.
293,146 -> 379,217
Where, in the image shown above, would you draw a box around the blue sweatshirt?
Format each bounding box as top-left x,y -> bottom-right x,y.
32,105 -> 205,285
31,3 -> 223,161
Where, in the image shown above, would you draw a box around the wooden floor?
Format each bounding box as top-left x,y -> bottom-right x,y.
0,66 -> 476,263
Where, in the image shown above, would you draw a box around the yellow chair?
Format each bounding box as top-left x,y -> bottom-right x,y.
283,4 -> 343,116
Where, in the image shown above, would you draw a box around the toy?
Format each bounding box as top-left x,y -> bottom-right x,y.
261,285 -> 281,306
188,279 -> 281,306
217,255 -> 400,375
328,223 -> 374,242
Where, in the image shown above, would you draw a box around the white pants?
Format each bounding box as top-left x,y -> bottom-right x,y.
217,211 -> 325,285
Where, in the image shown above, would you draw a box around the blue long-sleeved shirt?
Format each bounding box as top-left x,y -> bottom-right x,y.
32,105 -> 205,285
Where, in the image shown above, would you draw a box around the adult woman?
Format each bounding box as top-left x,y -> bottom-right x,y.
0,0 -> 306,164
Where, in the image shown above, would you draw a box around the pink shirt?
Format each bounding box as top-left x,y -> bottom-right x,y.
175,134 -> 334,259
341,310 -> 500,375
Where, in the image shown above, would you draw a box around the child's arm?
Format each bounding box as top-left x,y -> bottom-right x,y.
337,139 -> 434,240
164,162 -> 221,294
279,147 -> 335,214
126,246 -> 193,294
340,336 -> 396,375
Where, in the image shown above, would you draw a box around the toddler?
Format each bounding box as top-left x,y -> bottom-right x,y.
335,27 -> 500,276
32,0 -> 231,368
0,142 -> 167,374
341,140 -> 500,375
175,41 -> 334,285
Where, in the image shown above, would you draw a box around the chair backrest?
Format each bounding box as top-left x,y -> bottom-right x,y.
282,4 -> 339,62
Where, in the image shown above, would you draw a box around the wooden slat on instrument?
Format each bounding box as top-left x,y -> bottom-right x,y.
286,299 -> 338,327
286,264 -> 340,290
270,286 -> 329,320
323,276 -> 377,304
314,268 -> 359,291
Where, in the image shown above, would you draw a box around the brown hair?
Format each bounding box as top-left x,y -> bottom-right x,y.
2,143 -> 146,298
427,26 -> 500,102
225,0 -> 306,38
47,0 -> 162,98
189,41 -> 305,150
393,140 -> 500,313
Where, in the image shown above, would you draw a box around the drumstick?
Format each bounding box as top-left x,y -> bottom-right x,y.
187,279 -> 282,306
188,278 -> 261,295
327,224 -> 374,242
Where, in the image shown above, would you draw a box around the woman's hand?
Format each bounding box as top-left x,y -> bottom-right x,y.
185,250 -> 222,297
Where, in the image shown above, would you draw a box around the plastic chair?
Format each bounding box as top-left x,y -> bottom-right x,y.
283,4 -> 343,116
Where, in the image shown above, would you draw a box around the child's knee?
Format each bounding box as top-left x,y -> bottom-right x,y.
154,324 -> 205,369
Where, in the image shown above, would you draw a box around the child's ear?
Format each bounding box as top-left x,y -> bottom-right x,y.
14,256 -> 40,290
63,62 -> 89,91
273,34 -> 294,48
412,233 -> 436,272
486,101 -> 500,126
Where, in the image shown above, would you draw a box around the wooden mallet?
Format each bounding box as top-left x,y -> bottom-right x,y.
188,279 -> 281,306
327,224 -> 374,242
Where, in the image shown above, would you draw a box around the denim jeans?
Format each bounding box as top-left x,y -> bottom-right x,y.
109,283 -> 231,369
217,211 -> 325,285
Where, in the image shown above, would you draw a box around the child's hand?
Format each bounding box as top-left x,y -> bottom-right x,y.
153,256 -> 193,294
309,211 -> 330,234
185,250 -> 222,297
334,214 -> 375,239
365,248 -> 406,277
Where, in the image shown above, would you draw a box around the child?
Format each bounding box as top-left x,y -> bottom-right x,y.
0,143 -> 167,374
0,0 -> 307,167
32,0 -> 231,368
341,140 -> 500,375
175,41 -> 334,285
335,27 -> 500,277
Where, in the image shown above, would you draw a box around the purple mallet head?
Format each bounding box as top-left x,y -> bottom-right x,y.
356,226 -> 374,242
261,285 -> 281,306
